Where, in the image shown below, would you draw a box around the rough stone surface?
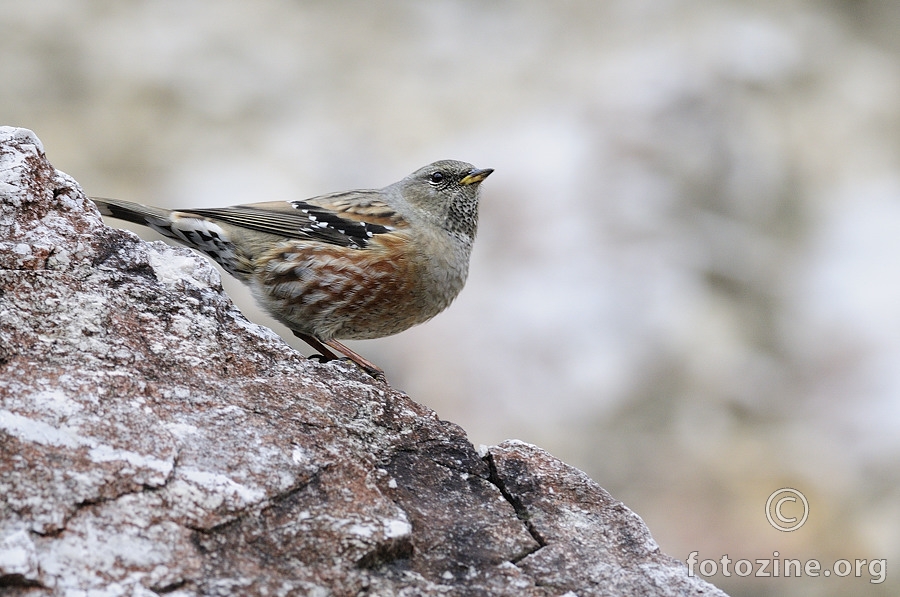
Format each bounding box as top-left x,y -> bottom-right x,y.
0,127 -> 727,596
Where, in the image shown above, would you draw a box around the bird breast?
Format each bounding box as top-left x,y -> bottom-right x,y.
249,230 -> 472,341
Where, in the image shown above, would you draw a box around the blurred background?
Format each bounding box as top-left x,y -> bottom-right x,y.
3,1 -> 898,595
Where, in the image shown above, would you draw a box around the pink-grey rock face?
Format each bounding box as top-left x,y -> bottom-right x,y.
0,127 -> 727,596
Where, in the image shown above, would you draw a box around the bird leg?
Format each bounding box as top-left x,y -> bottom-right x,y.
293,332 -> 340,361
292,331 -> 385,379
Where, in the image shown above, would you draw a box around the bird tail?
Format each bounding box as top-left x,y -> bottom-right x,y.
91,197 -> 249,278
91,197 -> 173,228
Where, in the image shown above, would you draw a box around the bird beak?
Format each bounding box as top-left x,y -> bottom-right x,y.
460,168 -> 494,185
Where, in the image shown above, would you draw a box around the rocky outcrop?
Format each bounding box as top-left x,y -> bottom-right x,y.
0,127 -> 726,596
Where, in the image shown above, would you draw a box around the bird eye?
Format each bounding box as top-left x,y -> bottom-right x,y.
429,171 -> 445,184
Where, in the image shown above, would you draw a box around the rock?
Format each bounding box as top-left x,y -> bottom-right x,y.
0,126 -> 727,596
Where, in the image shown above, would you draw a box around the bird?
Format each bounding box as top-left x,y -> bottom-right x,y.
91,160 -> 492,378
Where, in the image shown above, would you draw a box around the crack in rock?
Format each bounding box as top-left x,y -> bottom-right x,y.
484,449 -> 547,556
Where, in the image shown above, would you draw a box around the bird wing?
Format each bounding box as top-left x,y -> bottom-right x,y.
178,190 -> 408,249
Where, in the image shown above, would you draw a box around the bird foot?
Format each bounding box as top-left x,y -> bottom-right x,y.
293,332 -> 386,380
